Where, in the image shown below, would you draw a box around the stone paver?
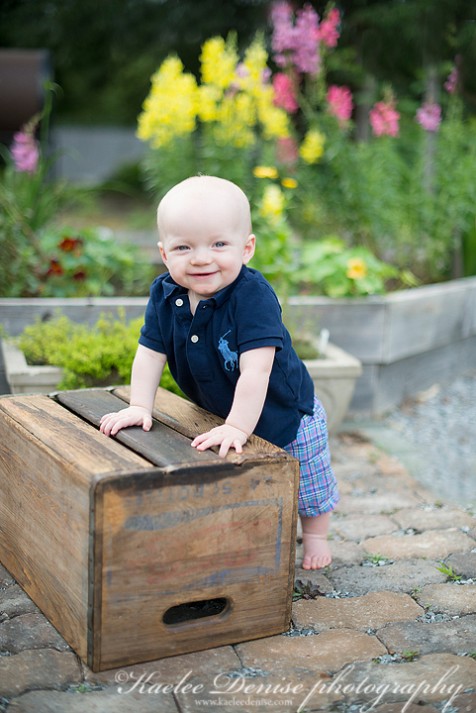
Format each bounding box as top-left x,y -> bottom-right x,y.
0,432 -> 475,711
332,513 -> 399,541
0,585 -> 38,621
327,558 -> 447,596
292,592 -> 423,632
303,653 -> 476,708
0,612 -> 70,654
416,583 -> 476,616
337,491 -> 424,515
362,529 -> 475,560
83,645 -> 242,687
6,688 -> 178,713
392,506 -> 476,532
235,629 -> 387,675
446,551 -> 476,578
0,649 -> 81,697
377,615 -> 476,656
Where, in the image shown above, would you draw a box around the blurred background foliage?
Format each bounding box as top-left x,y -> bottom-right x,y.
1,0 -> 475,125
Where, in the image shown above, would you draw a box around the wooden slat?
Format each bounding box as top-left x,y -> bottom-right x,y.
0,395 -> 152,485
113,385 -> 283,459
56,389 -> 223,469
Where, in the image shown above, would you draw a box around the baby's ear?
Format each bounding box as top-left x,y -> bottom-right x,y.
243,234 -> 256,264
158,241 -> 167,264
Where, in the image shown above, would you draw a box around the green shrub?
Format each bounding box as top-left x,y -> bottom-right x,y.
16,311 -> 182,395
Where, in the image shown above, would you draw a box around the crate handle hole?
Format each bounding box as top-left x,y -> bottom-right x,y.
163,597 -> 229,626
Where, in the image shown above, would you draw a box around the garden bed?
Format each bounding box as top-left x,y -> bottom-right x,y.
1,276 -> 475,415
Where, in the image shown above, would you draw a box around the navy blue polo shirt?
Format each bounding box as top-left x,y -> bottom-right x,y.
139,266 -> 315,447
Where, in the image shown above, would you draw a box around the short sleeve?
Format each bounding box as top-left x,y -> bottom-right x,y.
138,281 -> 166,354
234,275 -> 284,354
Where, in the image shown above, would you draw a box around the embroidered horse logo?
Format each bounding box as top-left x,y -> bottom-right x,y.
218,330 -> 238,371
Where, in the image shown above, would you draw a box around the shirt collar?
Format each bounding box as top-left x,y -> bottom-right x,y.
162,266 -> 247,307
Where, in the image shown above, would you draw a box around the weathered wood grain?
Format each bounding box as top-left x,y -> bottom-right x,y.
113,385 -> 282,459
56,389 -> 223,468
0,389 -> 299,672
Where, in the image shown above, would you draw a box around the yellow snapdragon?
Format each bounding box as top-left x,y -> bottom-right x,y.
137,57 -> 198,148
299,129 -> 326,164
259,185 -> 285,224
200,37 -> 237,90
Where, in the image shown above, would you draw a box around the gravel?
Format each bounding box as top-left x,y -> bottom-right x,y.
351,371 -> 476,511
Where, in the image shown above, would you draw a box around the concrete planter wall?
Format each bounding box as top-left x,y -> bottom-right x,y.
288,276 -> 476,414
1,275 -> 475,414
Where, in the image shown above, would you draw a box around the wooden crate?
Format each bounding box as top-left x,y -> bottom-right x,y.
0,386 -> 298,672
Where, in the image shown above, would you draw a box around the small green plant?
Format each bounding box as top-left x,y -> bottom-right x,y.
436,562 -> 462,582
401,650 -> 420,662
16,311 -> 182,395
293,237 -> 417,298
364,553 -> 391,566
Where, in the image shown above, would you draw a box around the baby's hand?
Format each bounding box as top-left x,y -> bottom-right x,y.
99,406 -> 152,436
191,424 -> 248,458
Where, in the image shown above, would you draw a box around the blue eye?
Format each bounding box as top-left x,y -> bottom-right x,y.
214,241 -> 226,248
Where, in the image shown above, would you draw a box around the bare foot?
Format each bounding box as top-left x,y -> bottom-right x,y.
301,533 -> 332,570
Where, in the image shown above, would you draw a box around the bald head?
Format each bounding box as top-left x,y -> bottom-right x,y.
157,176 -> 252,245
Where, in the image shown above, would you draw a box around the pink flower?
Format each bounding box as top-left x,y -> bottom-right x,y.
317,8 -> 341,48
327,85 -> 353,123
369,100 -> 400,137
11,130 -> 39,173
293,4 -> 320,75
271,1 -> 297,64
416,102 -> 442,132
270,1 -> 320,76
444,67 -> 458,95
273,73 -> 299,113
276,136 -> 299,166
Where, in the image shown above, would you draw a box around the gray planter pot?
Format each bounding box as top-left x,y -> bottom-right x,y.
1,341 -> 63,395
304,342 -> 362,433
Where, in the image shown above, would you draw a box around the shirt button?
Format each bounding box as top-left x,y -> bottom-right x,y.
175,298 -> 184,307
191,334 -> 199,343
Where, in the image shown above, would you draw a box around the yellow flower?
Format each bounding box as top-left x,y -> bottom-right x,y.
137,57 -> 198,148
200,37 -> 237,90
346,258 -> 368,280
299,129 -> 326,164
259,185 -> 285,224
197,85 -> 220,122
281,177 -> 298,189
253,166 -> 279,179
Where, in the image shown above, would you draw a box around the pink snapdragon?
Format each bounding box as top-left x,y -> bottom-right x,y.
327,85 -> 353,123
416,102 -> 442,132
317,8 -> 341,48
369,100 -> 400,137
273,73 -> 299,113
271,1 -> 320,76
276,136 -> 299,166
11,129 -> 39,173
444,66 -> 459,95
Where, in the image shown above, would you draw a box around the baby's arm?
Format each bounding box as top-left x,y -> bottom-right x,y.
100,344 -> 167,436
191,346 -> 275,457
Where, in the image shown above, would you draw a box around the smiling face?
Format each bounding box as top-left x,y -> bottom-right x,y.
157,176 -> 255,303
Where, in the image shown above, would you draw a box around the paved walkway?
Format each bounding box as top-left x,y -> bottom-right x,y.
1,430 -> 475,712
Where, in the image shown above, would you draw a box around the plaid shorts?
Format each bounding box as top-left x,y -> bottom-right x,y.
283,397 -> 339,517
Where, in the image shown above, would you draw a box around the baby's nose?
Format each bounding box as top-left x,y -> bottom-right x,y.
191,247 -> 212,264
